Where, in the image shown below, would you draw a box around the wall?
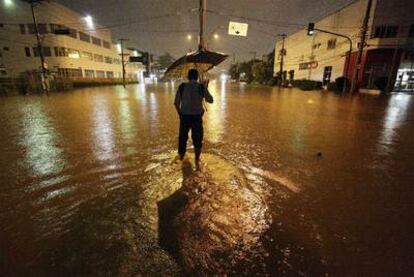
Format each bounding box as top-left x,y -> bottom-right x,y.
0,1 -> 143,79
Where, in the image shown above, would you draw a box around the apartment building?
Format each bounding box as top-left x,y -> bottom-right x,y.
0,0 -> 144,81
274,0 -> 414,91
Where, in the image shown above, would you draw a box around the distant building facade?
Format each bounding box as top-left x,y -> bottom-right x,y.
0,1 -> 143,81
274,0 -> 414,91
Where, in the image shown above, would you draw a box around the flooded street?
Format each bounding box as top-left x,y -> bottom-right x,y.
0,83 -> 413,276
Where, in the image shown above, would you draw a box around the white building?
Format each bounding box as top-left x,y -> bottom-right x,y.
274,0 -> 414,91
0,0 -> 144,82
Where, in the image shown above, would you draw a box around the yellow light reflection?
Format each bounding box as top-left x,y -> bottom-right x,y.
20,103 -> 65,176
377,94 -> 412,154
91,97 -> 115,161
205,82 -> 227,143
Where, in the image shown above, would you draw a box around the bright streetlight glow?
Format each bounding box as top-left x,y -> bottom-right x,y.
187,34 -> 192,40
84,15 -> 94,29
213,33 -> 219,39
117,43 -> 122,53
4,0 -> 14,7
132,50 -> 138,56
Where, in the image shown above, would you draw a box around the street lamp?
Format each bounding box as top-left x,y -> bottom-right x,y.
4,0 -> 14,7
213,33 -> 219,40
187,34 -> 192,40
84,15 -> 94,29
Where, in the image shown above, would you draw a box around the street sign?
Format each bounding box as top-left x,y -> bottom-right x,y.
130,55 -> 148,64
228,21 -> 248,37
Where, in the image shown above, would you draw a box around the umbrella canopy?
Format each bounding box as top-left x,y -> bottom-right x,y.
164,49 -> 228,79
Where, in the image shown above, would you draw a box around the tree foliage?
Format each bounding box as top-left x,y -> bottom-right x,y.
229,51 -> 276,85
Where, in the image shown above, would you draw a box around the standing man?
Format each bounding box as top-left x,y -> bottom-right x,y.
174,69 -> 214,166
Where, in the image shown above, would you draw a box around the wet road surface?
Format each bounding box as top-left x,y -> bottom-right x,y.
0,82 -> 413,275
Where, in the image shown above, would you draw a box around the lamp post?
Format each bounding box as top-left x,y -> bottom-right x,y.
308,23 -> 353,93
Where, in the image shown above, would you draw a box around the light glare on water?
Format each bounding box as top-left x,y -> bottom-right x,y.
0,83 -> 413,275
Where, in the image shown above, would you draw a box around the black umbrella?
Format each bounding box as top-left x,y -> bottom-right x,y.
164,49 -> 228,79
164,0 -> 228,79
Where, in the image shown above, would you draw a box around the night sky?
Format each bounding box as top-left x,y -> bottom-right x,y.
56,0 -> 355,64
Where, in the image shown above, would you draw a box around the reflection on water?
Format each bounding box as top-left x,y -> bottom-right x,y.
20,102 -> 65,177
205,82 -> 227,143
91,96 -> 116,162
0,84 -> 413,276
378,94 -> 412,153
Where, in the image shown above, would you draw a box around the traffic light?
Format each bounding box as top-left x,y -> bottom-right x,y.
307,23 -> 315,36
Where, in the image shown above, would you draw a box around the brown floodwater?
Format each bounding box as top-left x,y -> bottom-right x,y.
0,82 -> 413,276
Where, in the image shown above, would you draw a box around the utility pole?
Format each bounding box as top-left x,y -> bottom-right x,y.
350,0 -> 373,93
278,34 -> 286,87
118,38 -> 128,88
198,0 -> 206,50
23,0 -> 48,93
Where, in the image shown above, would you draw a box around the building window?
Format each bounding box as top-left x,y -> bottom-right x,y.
106,71 -> 114,78
28,23 -> 48,34
312,43 -> 321,49
68,49 -> 80,59
58,68 -> 83,78
79,32 -> 90,43
19,24 -> 26,34
54,47 -> 68,57
3,47 -> 9,51
104,56 -> 112,64
94,54 -> 103,62
68,28 -> 77,39
24,47 -> 31,57
33,46 -> 51,57
373,25 -> 399,38
0,69 -> 7,76
96,70 -> 105,78
113,58 -> 121,65
102,40 -> 111,49
38,24 -> 48,34
50,24 -> 64,34
409,24 -> 414,38
327,38 -> 336,49
91,36 -> 101,46
81,51 -> 93,61
85,70 -> 95,78
0,23 -> 3,28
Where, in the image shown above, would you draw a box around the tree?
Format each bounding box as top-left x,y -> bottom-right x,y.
228,51 -> 276,85
156,53 -> 175,70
